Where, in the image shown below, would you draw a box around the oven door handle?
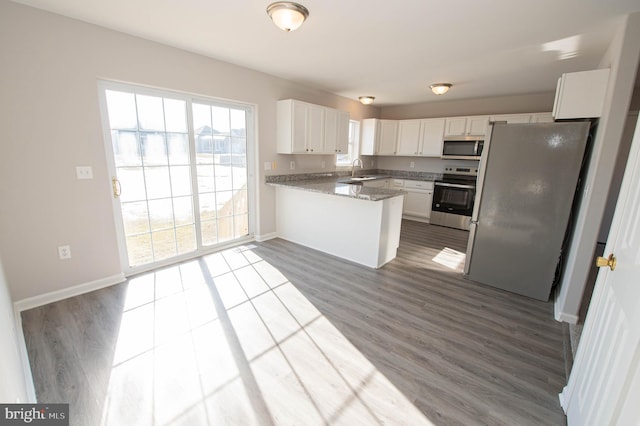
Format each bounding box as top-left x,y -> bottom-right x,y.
434,182 -> 476,189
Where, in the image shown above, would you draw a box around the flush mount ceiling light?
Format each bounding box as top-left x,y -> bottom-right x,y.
267,2 -> 309,32
359,96 -> 375,105
430,83 -> 452,95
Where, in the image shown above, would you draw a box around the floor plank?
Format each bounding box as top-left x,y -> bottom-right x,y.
21,221 -> 567,425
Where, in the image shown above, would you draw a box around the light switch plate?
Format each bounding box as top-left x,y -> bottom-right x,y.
76,166 -> 93,179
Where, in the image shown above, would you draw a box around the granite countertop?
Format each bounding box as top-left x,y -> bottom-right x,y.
266,169 -> 441,183
265,169 -> 442,201
266,176 -> 405,201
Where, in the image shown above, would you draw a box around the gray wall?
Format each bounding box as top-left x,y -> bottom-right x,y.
0,1 -> 374,301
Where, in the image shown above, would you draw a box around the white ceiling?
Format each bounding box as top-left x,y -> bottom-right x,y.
11,0 -> 640,106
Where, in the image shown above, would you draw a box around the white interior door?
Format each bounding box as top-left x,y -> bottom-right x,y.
560,115 -> 640,424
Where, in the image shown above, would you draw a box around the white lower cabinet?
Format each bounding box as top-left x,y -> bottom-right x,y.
392,179 -> 433,222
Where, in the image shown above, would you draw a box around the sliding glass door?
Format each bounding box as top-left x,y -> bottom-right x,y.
100,82 -> 254,272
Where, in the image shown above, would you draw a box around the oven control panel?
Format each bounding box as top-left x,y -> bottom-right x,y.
444,166 -> 478,176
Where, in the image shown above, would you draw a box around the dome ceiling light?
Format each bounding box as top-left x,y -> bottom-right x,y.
430,83 -> 452,95
359,96 -> 375,105
267,2 -> 309,32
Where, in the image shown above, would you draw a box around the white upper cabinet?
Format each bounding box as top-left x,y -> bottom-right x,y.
444,117 -> 467,136
277,99 -> 349,154
396,120 -> 422,155
490,114 -> 532,124
336,110 -> 350,153
306,104 -> 325,153
361,119 -> 398,155
378,120 -> 399,155
324,109 -> 350,154
444,115 -> 489,137
530,112 -> 554,123
490,112 -> 555,124
420,119 -> 446,156
396,118 -> 445,156
553,69 -> 610,119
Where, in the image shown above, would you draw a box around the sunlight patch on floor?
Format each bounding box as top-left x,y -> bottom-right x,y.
101,245 -> 434,425
432,247 -> 466,272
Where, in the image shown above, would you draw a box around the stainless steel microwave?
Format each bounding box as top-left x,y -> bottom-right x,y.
441,136 -> 484,160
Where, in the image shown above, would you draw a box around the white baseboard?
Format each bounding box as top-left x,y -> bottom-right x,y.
402,215 -> 430,224
13,273 -> 126,313
555,306 -> 579,324
13,310 -> 37,403
255,232 -> 277,242
558,386 -> 569,413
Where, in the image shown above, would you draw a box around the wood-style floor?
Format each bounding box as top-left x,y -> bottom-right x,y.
21,221 -> 567,425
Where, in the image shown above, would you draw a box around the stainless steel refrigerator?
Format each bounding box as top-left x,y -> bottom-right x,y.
464,121 -> 591,301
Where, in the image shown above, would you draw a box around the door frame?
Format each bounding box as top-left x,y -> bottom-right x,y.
97,79 -> 258,276
560,113 -> 640,423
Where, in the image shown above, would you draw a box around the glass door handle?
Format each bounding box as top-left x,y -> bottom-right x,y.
112,177 -> 121,198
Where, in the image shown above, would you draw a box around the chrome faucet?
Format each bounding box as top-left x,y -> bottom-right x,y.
351,158 -> 364,177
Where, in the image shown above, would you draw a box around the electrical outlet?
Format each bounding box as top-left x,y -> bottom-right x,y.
264,162 -> 271,170
290,161 -> 295,170
76,166 -> 93,180
321,160 -> 326,169
410,161 -> 415,168
58,245 -> 71,260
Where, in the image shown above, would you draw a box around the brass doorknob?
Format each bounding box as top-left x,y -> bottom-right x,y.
596,254 -> 616,271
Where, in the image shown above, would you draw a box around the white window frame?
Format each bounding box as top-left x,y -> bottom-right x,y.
336,120 -> 361,167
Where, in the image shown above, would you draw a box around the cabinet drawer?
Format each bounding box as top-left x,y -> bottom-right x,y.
404,180 -> 434,190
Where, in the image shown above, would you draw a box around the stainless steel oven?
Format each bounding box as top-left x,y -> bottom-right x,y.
431,166 -> 478,230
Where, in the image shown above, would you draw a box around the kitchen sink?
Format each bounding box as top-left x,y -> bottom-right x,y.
349,176 -> 376,181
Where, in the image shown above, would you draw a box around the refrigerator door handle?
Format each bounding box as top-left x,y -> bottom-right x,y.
464,222 -> 478,276
471,123 -> 495,222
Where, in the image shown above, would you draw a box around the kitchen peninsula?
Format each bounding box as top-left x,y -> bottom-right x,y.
266,173 -> 405,268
